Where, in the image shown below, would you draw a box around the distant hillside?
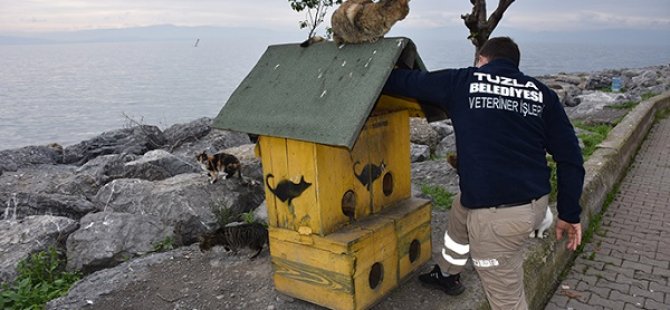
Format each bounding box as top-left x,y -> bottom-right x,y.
0,25 -> 305,45
2,24 -> 669,46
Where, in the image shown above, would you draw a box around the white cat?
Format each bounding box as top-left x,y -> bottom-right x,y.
529,208 -> 554,239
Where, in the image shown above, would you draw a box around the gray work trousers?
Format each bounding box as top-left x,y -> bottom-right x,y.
436,194 -> 549,310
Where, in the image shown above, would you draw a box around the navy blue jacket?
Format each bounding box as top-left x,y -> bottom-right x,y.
383,59 -> 584,223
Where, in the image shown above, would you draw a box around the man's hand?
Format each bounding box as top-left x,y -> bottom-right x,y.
555,219 -> 582,251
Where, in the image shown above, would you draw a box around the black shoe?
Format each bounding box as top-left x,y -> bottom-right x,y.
418,264 -> 465,296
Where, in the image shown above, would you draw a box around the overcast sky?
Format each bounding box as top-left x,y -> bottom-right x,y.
1,0 -> 669,34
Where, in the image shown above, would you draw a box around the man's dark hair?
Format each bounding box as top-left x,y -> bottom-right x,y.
478,37 -> 520,67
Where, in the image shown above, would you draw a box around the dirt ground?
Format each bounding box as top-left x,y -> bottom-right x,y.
82,211 -> 488,310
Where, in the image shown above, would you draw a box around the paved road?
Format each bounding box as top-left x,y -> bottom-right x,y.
546,115 -> 670,309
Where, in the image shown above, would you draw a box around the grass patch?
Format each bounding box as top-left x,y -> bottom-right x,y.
656,107 -> 670,122
608,100 -> 638,110
573,121 -> 614,159
587,252 -> 596,261
211,201 -> 238,227
575,183 -> 620,257
558,185 -> 619,281
641,92 -> 658,101
420,184 -> 455,211
547,157 -> 558,202
151,236 -> 175,253
0,247 -> 80,310
548,121 -> 613,202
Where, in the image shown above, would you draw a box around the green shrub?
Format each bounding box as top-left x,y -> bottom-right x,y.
574,122 -> 614,158
151,236 -> 175,253
641,92 -> 658,101
210,201 -> 238,227
240,211 -> 258,224
548,121 -> 613,202
420,185 -> 455,211
547,157 -> 558,203
0,247 -> 80,310
608,101 -> 638,110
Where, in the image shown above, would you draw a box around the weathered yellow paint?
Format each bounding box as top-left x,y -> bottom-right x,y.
257,136 -> 278,228
379,198 -> 432,236
363,110 -> 412,212
269,217 -> 398,310
259,110 -> 413,235
397,223 -> 431,281
274,268 -> 355,310
269,234 -> 355,277
375,95 -> 425,118
257,103 -> 429,308
353,253 -> 398,309
314,143 -> 357,234
285,139 -> 318,231
350,123 -> 374,218
377,198 -> 432,281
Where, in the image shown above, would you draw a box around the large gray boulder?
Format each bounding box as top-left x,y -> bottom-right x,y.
0,165 -> 99,200
0,215 -> 78,284
75,153 -> 140,187
170,129 -> 252,161
93,173 -> 264,245
565,91 -> 630,124
47,246 -> 196,310
429,120 -> 454,141
0,192 -> 96,220
410,118 -> 440,151
66,212 -> 174,274
547,81 -> 582,107
410,143 -> 430,163
63,125 -> 167,165
582,69 -> 621,91
411,159 -> 460,196
631,69 -> 660,88
434,134 -> 457,158
0,144 -> 63,174
162,117 -> 213,151
120,150 -> 200,181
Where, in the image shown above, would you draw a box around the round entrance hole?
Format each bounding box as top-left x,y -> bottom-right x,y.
368,262 -> 384,290
341,190 -> 356,219
382,172 -> 393,196
409,239 -> 421,263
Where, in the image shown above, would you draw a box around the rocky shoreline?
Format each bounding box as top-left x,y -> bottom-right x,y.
0,64 -> 668,309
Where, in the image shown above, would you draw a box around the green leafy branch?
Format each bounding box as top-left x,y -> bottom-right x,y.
288,0 -> 342,39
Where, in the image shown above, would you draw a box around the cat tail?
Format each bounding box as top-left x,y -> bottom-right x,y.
300,35 -> 326,47
265,174 -> 277,196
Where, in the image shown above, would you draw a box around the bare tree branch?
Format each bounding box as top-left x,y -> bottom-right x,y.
487,0 -> 515,35
461,0 -> 515,63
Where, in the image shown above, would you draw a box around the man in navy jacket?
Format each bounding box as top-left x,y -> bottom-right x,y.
383,37 -> 584,309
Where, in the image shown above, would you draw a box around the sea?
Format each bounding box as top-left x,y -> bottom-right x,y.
1,38 -> 669,150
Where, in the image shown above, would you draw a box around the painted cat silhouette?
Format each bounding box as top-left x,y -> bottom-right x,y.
353,160 -> 386,191
265,174 -> 312,206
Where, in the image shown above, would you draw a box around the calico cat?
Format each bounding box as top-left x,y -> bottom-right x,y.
330,0 -> 410,45
530,208 -> 554,239
354,160 -> 386,191
199,222 -> 268,259
196,151 -> 242,184
265,174 -> 312,206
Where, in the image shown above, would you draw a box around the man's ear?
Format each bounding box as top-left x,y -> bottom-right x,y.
476,55 -> 489,68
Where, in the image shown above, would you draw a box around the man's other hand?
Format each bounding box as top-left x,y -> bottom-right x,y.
555,219 -> 582,251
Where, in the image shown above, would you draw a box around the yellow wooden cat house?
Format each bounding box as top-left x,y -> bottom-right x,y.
213,37 -> 447,310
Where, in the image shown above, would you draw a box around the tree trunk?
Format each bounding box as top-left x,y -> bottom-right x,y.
461,0 -> 515,65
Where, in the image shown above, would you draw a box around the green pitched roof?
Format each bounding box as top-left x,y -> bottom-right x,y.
212,37 -> 443,149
